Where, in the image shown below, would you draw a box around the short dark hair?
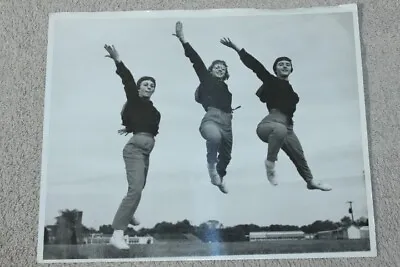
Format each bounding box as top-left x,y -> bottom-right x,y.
208,60 -> 230,80
272,57 -> 293,75
136,76 -> 156,88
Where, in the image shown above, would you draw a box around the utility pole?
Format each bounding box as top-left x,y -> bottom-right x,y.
346,201 -> 354,223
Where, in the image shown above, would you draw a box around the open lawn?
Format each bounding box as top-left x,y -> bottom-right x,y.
43,239 -> 371,260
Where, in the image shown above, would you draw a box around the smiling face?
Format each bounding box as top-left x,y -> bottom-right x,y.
208,60 -> 229,81
275,60 -> 292,78
138,79 -> 156,98
211,63 -> 227,79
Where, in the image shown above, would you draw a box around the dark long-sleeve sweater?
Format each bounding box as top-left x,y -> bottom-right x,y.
237,49 -> 299,125
115,61 -> 161,136
182,42 -> 233,114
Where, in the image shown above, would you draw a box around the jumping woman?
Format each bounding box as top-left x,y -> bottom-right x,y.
104,44 -> 161,249
173,21 -> 240,194
220,38 -> 331,192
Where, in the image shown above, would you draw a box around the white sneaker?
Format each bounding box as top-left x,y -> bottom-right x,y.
218,181 -> 228,194
207,163 -> 222,186
307,180 -> 332,191
129,216 -> 140,226
110,230 -> 130,250
265,159 -> 278,186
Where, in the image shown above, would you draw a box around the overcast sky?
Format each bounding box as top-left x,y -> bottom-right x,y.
41,8 -> 372,230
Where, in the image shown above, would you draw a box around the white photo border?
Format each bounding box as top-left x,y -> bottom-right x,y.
36,3 -> 377,264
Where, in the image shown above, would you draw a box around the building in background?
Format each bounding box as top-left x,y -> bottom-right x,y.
248,231 -> 305,241
87,233 -> 154,245
126,235 -> 154,244
314,224 -> 369,240
359,226 -> 370,239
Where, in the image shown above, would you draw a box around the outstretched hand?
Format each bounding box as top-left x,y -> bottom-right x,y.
104,44 -> 120,62
172,21 -> 185,42
220,37 -> 240,52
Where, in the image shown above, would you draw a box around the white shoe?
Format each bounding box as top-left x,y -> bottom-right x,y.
218,181 -> 228,194
129,216 -> 140,226
265,159 -> 278,186
207,163 -> 222,186
307,180 -> 332,191
110,230 -> 130,250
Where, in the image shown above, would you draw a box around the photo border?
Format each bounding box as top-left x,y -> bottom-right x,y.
36,3 -> 377,264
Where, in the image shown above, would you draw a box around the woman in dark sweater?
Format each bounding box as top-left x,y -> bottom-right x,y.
173,21 -> 239,194
220,38 -> 331,192
104,44 -> 161,249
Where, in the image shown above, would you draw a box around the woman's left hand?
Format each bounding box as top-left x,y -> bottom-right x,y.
117,128 -> 129,136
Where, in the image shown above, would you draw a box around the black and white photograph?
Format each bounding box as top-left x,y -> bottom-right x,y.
37,4 -> 377,263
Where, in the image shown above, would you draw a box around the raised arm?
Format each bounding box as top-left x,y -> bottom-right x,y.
104,44 -> 139,101
220,38 -> 274,83
115,61 -> 139,101
173,21 -> 208,83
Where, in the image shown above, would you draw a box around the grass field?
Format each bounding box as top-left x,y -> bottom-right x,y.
43,239 -> 371,260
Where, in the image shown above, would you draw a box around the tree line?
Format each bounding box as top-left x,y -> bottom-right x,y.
98,216 -> 368,242
44,209 -> 369,244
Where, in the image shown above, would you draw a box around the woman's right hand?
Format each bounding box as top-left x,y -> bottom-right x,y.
104,44 -> 121,62
220,37 -> 240,52
172,21 -> 185,43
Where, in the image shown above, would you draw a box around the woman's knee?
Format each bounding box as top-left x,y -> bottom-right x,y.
200,122 -> 221,144
256,123 -> 272,143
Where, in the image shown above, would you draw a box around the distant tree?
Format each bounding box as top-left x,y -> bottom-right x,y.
153,221 -> 176,234
175,219 -> 195,234
221,226 -> 247,242
44,227 -> 49,245
81,225 -> 97,235
224,223 -> 262,241
267,224 -> 301,231
340,216 -> 353,227
300,225 -> 311,233
194,222 -> 206,241
54,209 -> 82,244
300,220 -> 338,234
354,216 -> 368,227
71,229 -> 77,244
206,220 -> 223,229
196,222 -> 223,242
243,224 -> 262,233
125,227 -> 138,236
98,224 -> 114,235
137,227 -> 150,236
129,220 -> 195,237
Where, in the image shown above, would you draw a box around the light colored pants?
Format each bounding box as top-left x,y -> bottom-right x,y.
256,109 -> 313,182
199,107 -> 233,179
112,133 -> 155,231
